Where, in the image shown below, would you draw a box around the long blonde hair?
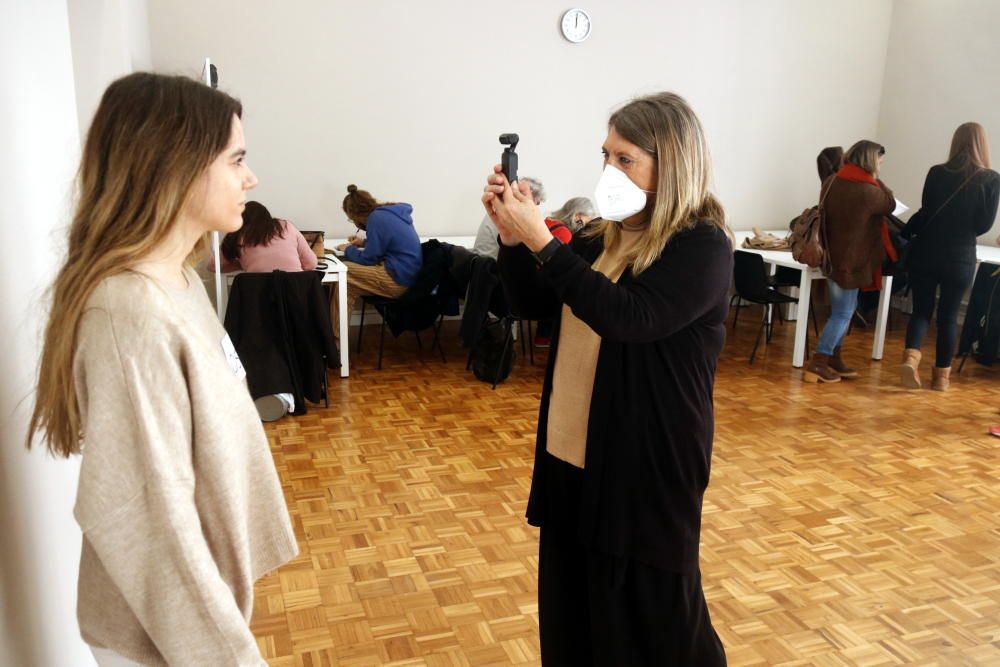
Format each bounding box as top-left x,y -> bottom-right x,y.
587,92 -> 728,275
948,122 -> 991,173
27,72 -> 242,457
844,140 -> 885,176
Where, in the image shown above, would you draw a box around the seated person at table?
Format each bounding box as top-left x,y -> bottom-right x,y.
547,196 -> 597,235
333,184 -> 422,340
213,200 -> 318,272
473,176 -> 545,258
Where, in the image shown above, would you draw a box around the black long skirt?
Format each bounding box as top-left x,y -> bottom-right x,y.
538,527 -> 727,666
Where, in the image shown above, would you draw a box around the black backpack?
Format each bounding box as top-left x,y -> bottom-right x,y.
958,262 -> 1000,366
972,277 -> 1000,365
471,317 -> 515,386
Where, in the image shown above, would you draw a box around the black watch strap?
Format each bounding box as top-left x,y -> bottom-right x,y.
532,237 -> 562,266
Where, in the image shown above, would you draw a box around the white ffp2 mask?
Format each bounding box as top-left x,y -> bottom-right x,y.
594,165 -> 652,222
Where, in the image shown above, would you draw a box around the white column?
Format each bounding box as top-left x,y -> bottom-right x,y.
0,1 -> 95,665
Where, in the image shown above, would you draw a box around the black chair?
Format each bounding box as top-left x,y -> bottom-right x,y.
510,314 -> 549,366
357,294 -> 446,370
957,261 -> 1000,372
225,270 -> 338,414
355,241 -> 457,370
765,265 -> 821,331
731,251 -> 811,364
770,265 -> 820,336
770,265 -> 803,289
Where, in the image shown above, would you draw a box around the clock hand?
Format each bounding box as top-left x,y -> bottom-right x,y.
575,14 -> 579,28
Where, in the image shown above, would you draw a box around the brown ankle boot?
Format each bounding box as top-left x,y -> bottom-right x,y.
829,347 -> 858,378
899,348 -> 922,389
804,353 -> 841,383
931,366 -> 951,391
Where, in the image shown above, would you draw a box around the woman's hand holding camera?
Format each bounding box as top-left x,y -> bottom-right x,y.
482,165 -> 551,252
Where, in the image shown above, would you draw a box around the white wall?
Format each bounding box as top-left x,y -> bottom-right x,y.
0,1 -> 95,665
147,0 -> 894,237
877,0 -> 1000,241
67,0 -> 152,138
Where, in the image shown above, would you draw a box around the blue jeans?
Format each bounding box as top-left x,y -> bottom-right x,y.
816,280 -> 858,355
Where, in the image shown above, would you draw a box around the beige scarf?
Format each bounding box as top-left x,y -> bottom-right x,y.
546,227 -> 645,468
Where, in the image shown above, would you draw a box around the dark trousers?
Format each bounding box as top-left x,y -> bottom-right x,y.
905,262 -> 976,367
538,528 -> 727,666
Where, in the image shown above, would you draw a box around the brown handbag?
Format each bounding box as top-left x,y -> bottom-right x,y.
790,180 -> 834,272
300,230 -> 326,260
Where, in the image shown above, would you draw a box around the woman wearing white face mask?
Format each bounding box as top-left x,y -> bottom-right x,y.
483,92 -> 731,665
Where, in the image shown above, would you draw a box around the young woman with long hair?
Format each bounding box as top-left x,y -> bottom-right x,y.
26,72 -> 297,666
216,200 -> 318,272
483,92 -> 731,665
901,122 -> 1000,390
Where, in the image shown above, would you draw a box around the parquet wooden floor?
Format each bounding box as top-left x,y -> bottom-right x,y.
252,309 -> 1000,666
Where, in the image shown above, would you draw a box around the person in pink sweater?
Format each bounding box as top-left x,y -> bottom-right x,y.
213,200 -> 318,272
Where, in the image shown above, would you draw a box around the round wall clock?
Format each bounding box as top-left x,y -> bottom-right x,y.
561,8 -> 592,43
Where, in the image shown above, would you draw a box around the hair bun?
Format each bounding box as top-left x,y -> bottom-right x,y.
347,184 -> 358,194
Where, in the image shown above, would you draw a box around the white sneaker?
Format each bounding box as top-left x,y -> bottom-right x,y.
254,395 -> 288,422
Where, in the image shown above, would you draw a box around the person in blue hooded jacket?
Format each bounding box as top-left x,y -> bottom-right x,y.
332,184 -> 422,340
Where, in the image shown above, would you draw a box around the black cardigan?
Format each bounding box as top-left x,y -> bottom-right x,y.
905,163 -> 1000,269
224,270 -> 339,413
498,222 -> 733,573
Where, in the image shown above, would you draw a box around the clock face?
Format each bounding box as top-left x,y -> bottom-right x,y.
561,9 -> 592,43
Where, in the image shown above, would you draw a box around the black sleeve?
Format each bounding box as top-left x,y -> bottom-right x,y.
497,242 -> 546,317
497,235 -> 595,317
537,225 -> 733,344
902,167 -> 937,240
921,166 -> 936,211
975,172 -> 1000,236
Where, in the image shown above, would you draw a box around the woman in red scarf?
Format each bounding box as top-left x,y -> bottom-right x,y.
804,141 -> 895,383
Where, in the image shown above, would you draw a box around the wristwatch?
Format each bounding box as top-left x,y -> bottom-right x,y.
531,238 -> 562,266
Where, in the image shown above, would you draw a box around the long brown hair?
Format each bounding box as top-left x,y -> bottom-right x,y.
221,201 -> 283,262
948,122 -> 991,173
586,92 -> 729,275
817,146 -> 844,182
27,72 -> 242,457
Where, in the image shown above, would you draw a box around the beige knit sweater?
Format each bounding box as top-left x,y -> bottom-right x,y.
72,267 -> 299,666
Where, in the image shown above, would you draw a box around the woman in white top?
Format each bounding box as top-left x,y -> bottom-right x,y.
27,72 -> 298,666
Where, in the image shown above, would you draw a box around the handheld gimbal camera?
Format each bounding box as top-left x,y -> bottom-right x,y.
500,133 -> 519,184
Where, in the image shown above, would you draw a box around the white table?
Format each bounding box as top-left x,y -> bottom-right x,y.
733,230 -> 893,368
976,245 -> 1000,266
320,253 -> 350,377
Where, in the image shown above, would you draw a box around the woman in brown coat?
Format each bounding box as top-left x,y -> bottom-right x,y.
804,140 -> 895,383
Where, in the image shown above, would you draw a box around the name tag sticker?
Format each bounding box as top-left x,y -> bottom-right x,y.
221,334 -> 247,379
